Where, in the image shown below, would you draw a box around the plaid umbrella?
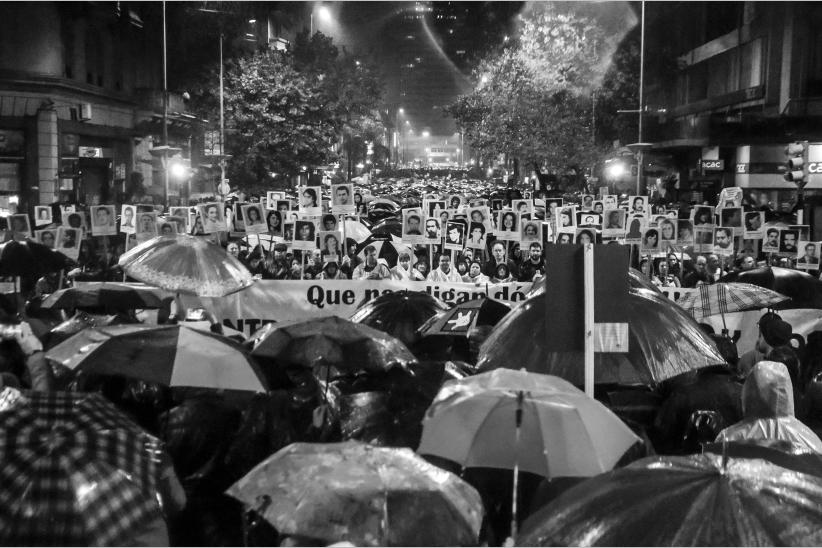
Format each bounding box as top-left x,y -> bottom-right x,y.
677,282 -> 790,321
0,388 -> 164,546
46,324 -> 268,392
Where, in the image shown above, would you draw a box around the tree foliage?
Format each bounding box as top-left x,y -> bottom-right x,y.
446,4 -> 638,180
187,30 -> 385,189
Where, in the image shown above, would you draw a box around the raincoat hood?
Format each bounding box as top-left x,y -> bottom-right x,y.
742,361 -> 794,419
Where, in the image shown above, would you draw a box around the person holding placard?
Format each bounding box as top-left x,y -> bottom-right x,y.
426,253 -> 463,283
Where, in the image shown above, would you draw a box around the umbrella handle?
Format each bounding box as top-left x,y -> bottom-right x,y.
510,391 -> 524,542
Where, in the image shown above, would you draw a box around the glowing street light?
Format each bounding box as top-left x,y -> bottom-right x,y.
421,131 -> 430,138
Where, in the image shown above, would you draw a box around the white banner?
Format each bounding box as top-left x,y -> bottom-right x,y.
180,280 -> 535,336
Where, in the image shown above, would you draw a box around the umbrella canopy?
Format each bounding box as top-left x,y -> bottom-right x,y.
0,388 -> 165,546
0,239 -> 72,277
368,217 -> 402,239
343,219 -> 372,244
418,369 -> 640,478
518,453 -> 822,546
249,315 -> 417,373
721,266 -> 822,309
418,298 -> 511,337
356,234 -> 414,268
226,441 -> 483,546
350,290 -> 450,347
676,282 -> 790,321
117,234 -> 254,297
702,440 -> 822,478
477,288 -> 726,386
527,267 -> 661,298
46,324 -> 268,392
41,282 -> 168,310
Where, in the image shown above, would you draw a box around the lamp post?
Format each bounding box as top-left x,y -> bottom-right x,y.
310,5 -> 331,34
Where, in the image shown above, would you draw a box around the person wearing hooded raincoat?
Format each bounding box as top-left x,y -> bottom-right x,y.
715,361 -> 822,453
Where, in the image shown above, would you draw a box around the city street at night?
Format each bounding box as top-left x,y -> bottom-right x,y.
2,1 -> 822,546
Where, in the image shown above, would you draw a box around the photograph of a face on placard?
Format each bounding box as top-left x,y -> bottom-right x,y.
293,220 -> 317,250
319,230 -> 342,262
331,183 -> 355,214
677,220 -> 694,246
299,186 -> 322,217
264,209 -> 283,237
762,228 -> 780,253
283,222 -> 295,244
575,228 -> 597,246
169,206 -> 189,226
577,212 -> 601,228
158,221 -> 177,236
266,191 -> 285,209
743,211 -> 764,239
796,241 -> 820,269
629,196 -> 648,215
9,214 -> 31,238
241,204 -> 266,234
56,227 -> 81,260
444,221 -> 465,250
447,195 -> 463,210
719,207 -> 743,230
135,211 -> 158,242
580,195 -> 595,211
90,205 -> 117,236
779,229 -> 799,256
465,221 -> 487,249
497,211 -> 519,240
521,220 -> 542,244
692,206 -> 715,227
423,215 -> 441,243
658,218 -> 677,245
196,203 -> 226,233
35,229 -> 57,249
555,230 -> 574,244
640,227 -> 659,252
602,209 -> 626,238
34,206 -> 52,227
166,216 -> 187,235
402,208 -> 424,244
790,225 -> 811,242
512,200 -> 532,219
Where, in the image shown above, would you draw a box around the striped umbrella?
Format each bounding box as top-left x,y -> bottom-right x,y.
676,282 -> 790,321
0,388 -> 165,546
46,324 -> 268,392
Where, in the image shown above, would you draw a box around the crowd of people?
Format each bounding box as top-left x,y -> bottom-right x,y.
1,170 -> 822,545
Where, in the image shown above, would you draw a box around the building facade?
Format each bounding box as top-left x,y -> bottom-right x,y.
641,1 -> 822,236
0,1 -> 202,213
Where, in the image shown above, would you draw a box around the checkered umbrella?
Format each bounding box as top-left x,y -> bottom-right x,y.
677,282 -> 790,321
0,388 -> 164,546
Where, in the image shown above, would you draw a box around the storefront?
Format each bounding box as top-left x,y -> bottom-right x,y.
59,132 -> 130,205
0,128 -> 26,215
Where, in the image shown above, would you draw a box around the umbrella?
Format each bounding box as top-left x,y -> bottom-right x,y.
343,219 -> 372,244
517,453 -> 822,546
720,266 -> 822,309
41,282 -> 168,310
418,369 -> 639,478
368,218 -> 402,239
418,298 -> 511,337
249,316 -> 417,374
676,282 -> 790,323
226,441 -> 484,546
117,234 -> 254,297
350,290 -> 450,347
0,238 -> 72,277
0,388 -> 165,546
418,369 -> 639,537
356,234 -> 414,269
45,324 -> 268,392
477,288 -> 726,386
527,267 -> 661,298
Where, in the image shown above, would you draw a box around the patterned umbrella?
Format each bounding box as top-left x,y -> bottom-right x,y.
418,298 -> 511,337
721,266 -> 822,309
0,388 -> 165,546
41,282 -> 168,310
477,288 -> 726,386
117,234 -> 254,297
46,324 -> 268,392
518,453 -> 822,546
226,441 -> 484,546
249,316 -> 416,374
676,282 -> 790,321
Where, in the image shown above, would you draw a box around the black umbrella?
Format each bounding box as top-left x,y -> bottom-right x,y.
418,298 -> 511,337
0,239 -> 72,277
477,288 -> 726,386
720,266 -> 822,309
526,267 -> 662,298
369,217 -> 403,238
350,290 -> 450,348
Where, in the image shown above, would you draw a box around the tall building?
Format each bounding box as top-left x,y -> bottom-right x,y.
0,1 -> 202,211
640,1 -> 822,236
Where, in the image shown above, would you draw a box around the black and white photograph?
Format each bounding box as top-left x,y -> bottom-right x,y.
497,211 -> 519,240
444,220 -> 465,250
602,208 -> 626,238
34,205 -> 52,226
266,191 -> 285,209
466,221 -> 487,249
55,227 -> 80,260
90,205 -> 117,236
8,214 -> 31,238
197,202 -> 227,233
521,220 -> 542,244
331,183 -> 355,214
640,227 -> 660,252
629,196 -> 647,215
319,230 -> 342,262
779,229 -> 799,255
293,220 -> 317,251
241,204 -> 267,234
423,215 -> 441,243
763,227 -> 781,253
743,211 -> 764,239
34,229 -> 56,248
135,211 -> 158,242
402,208 -> 424,244
299,186 -> 322,217
796,241 -> 820,269
575,228 -> 596,246
713,226 -> 735,255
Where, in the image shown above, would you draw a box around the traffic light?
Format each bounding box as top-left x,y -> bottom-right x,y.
784,141 -> 808,187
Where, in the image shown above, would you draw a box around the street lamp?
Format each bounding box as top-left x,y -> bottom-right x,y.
310,5 -> 332,34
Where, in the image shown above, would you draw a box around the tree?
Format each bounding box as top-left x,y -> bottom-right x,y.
446,4 -> 634,186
